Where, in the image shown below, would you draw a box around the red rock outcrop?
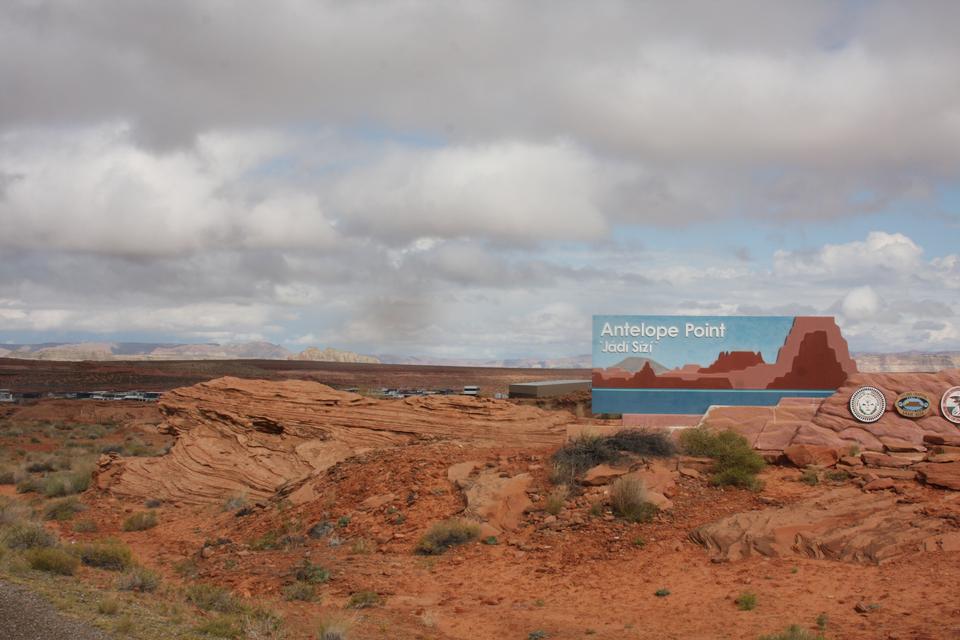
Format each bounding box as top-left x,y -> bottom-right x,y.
96,377 -> 573,504
690,486 -> 960,564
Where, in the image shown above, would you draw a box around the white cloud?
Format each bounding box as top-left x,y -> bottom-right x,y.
774,231 -> 923,278
839,285 -> 883,321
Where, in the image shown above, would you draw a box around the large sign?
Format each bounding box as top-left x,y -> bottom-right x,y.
592,315 -> 857,415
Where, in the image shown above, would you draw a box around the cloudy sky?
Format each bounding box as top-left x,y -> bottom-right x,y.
1,1 -> 959,358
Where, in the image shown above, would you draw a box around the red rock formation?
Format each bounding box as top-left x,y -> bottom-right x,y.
698,351 -> 764,374
96,376 -> 574,504
766,330 -> 850,390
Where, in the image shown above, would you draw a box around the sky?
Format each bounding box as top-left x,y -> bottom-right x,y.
1,0 -> 959,359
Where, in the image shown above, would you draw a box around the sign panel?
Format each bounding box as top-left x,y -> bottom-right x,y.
592,315 -> 856,415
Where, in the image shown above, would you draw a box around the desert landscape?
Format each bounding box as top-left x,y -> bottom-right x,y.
2,362 -> 960,640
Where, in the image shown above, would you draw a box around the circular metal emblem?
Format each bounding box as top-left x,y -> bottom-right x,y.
942,386 -> 960,425
895,391 -> 932,419
849,386 -> 886,423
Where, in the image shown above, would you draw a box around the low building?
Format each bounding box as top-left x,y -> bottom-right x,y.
508,379 -> 590,399
0,389 -> 14,403
462,385 -> 479,396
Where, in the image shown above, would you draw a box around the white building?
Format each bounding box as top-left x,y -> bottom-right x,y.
0,389 -> 14,403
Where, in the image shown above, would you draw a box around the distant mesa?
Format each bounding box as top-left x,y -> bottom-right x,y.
611,357 -> 668,374
289,347 -> 380,364
593,317 -> 858,391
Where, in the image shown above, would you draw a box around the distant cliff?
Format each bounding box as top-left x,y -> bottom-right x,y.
288,347 -> 380,364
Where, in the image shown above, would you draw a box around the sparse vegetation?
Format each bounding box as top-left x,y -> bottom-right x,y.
98,596 -> 121,615
544,485 -> 568,515
317,617 -> 352,640
736,591 -> 757,611
654,588 -> 670,597
25,546 -> 80,575
414,519 -> 480,555
43,496 -> 86,521
41,468 -> 93,497
73,519 -> 98,533
194,616 -> 242,638
282,581 -> 315,601
72,541 -> 134,571
117,566 -> 161,592
529,631 -> 549,640
609,476 -> 658,523
122,510 -> 158,531
295,560 -> 331,584
679,427 -> 765,489
551,430 -> 675,484
800,469 -> 820,486
346,590 -> 382,609
759,625 -> 822,640
3,523 -> 57,549
222,494 -> 248,512
186,583 -> 243,613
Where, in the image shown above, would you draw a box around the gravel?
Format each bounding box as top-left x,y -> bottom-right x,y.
0,579 -> 109,640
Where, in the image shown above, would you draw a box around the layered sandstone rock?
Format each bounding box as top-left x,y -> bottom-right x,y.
691,487 -> 960,564
96,377 -> 573,504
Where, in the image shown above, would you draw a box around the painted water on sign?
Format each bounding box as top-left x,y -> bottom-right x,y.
592,315 -> 857,414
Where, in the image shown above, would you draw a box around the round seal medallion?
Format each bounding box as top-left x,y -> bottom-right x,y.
894,391 -> 932,419
849,386 -> 886,423
942,386 -> 960,425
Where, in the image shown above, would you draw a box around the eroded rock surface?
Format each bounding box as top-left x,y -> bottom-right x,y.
97,377 -> 573,504
690,486 -> 960,564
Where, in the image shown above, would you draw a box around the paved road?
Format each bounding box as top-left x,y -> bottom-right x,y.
0,579 -> 109,640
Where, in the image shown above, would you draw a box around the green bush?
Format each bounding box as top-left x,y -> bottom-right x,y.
610,476 -> 658,523
294,560 -> 330,584
414,519 -> 480,555
282,581 -> 315,602
44,497 -> 87,521
122,511 -> 158,531
42,469 -> 92,497
736,591 -> 757,611
0,466 -> 16,484
116,566 -> 160,592
346,590 -> 382,609
25,547 -> 79,575
185,583 -> 242,613
800,469 -> 820,486
72,541 -> 134,571
15,476 -> 44,494
679,427 -> 765,490
194,617 -> 242,639
3,523 -> 57,550
758,625 -> 821,640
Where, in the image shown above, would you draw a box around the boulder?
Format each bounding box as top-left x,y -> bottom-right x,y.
447,461 -> 481,488
915,462 -> 960,491
926,452 -> 960,464
862,478 -> 895,492
360,493 -> 396,510
625,460 -> 677,497
838,456 -> 863,467
581,464 -> 629,486
861,452 -> 916,468
644,490 -> 673,511
879,438 -> 926,453
462,470 -> 534,531
783,444 -> 839,468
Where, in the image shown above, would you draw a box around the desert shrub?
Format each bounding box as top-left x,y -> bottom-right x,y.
736,591 -> 757,611
317,617 -> 351,640
826,469 -> 850,482
73,519 -> 98,533
25,459 -> 55,473
654,588 -> 670,597
800,469 -> 820,486
414,519 -> 480,555
144,498 -> 162,508
0,497 -> 30,526
42,468 -> 92,497
606,429 -> 676,457
185,583 -> 242,613
350,538 -> 372,555
3,523 -> 57,549
117,566 -> 160,592
529,632 -> 549,640
679,427 -> 765,490
44,496 -> 87,521
544,485 -> 568,516
551,436 -> 618,480
100,444 -> 124,455
122,511 -> 158,531
295,560 -> 330,584
758,625 -> 821,640
194,616 -> 242,639
98,597 -> 120,615
282,581 -> 315,602
15,475 -> 44,494
26,547 -> 79,575
346,590 -> 382,609
0,465 -> 16,484
73,541 -> 134,571
609,476 -> 658,523
222,494 -> 248,512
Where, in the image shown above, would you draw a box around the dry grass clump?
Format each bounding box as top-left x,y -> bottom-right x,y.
346,590 -> 382,609
679,427 -> 765,490
544,485 -> 568,515
116,566 -> 160,592
41,468 -> 93,497
758,625 -> 822,640
43,496 -> 87,521
294,560 -> 330,584
609,476 -> 658,523
3,523 -> 57,550
317,616 -> 352,640
72,541 -> 134,571
414,519 -> 480,555
282,581 -> 315,602
122,510 -> 158,531
185,583 -> 243,613
25,547 -> 79,575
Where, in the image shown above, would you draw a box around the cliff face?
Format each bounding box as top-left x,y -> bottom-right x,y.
289,347 -> 380,364
96,377 -> 573,504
